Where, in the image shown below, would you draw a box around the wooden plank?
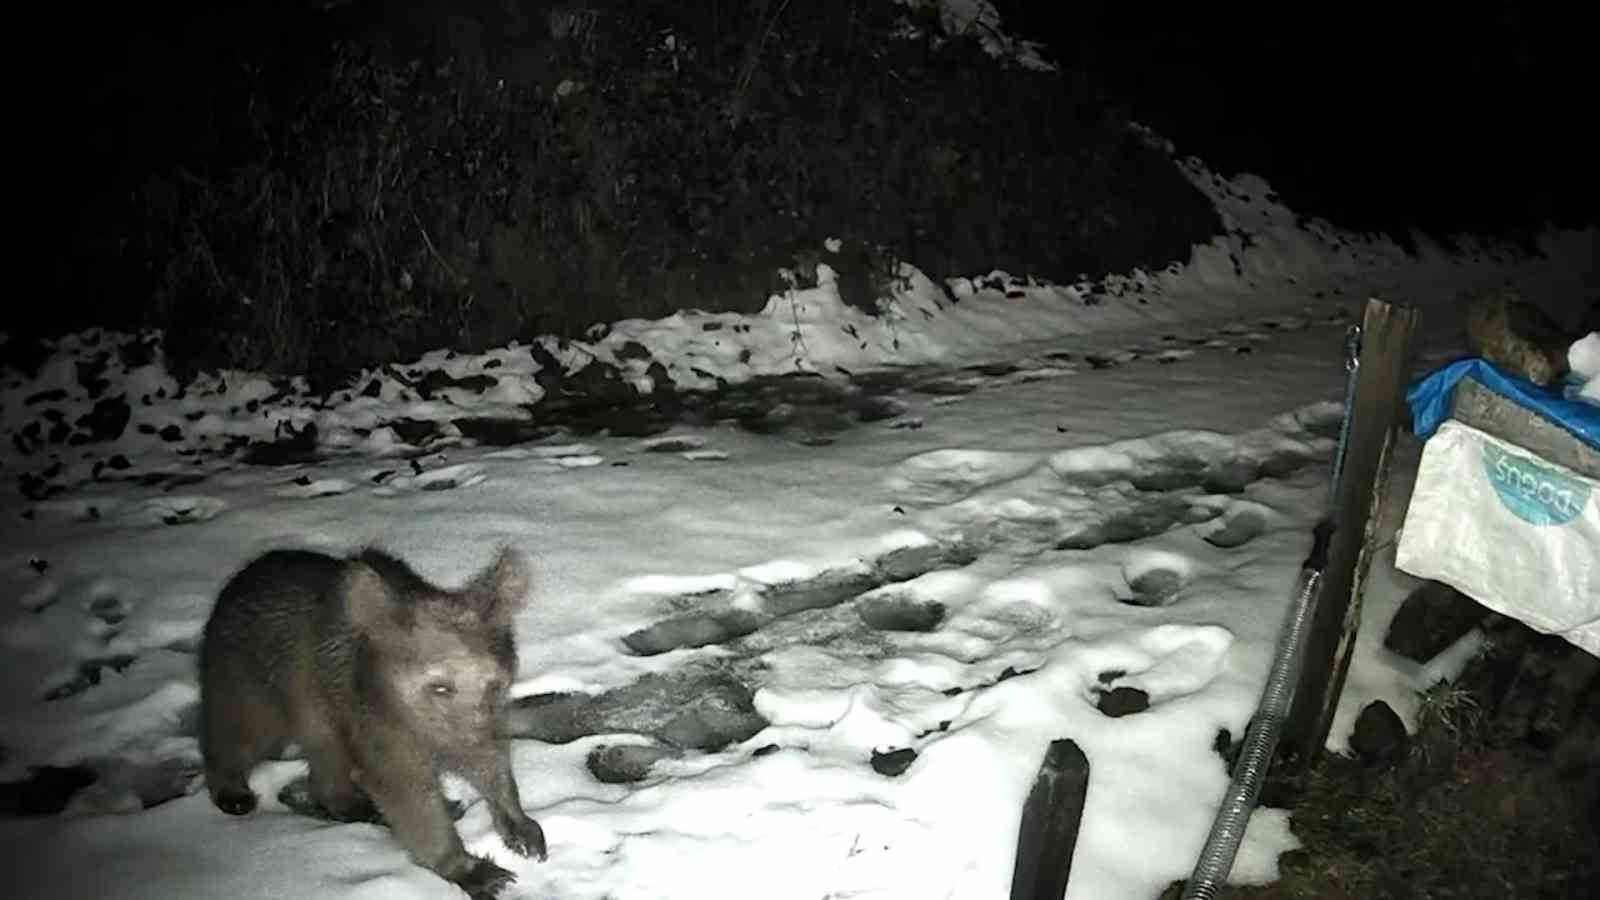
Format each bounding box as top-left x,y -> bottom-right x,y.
1009,739 -> 1091,900
1450,377 -> 1600,479
1284,298 -> 1420,771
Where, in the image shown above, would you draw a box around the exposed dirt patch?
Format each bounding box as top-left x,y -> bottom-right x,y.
1212,639 -> 1600,900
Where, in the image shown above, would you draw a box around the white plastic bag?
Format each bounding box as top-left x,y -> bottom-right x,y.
1397,420 -> 1599,656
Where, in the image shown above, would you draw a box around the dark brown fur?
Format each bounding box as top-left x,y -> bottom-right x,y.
199,547 -> 545,899
1465,289 -> 1570,386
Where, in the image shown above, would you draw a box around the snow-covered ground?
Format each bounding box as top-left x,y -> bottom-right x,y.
2,137 -> 1597,900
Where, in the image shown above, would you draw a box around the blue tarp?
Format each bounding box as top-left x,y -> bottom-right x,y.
1408,358 -> 1600,451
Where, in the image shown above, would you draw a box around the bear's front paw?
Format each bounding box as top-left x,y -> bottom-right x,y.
501,814 -> 548,862
455,855 -> 517,900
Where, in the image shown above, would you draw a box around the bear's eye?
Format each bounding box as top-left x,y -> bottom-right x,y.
428,682 -> 456,697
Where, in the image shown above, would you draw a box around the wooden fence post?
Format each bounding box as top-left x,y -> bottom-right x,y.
1010,738 -> 1091,900
1284,297 -> 1419,771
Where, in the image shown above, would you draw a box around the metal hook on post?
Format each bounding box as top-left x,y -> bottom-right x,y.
1328,324 -> 1363,512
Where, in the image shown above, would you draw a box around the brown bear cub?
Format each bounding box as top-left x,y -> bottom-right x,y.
200,547 -> 546,899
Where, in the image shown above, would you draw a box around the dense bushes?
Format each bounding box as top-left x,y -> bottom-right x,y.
115,0 -> 1220,384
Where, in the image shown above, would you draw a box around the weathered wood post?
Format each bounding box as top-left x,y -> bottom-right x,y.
1009,738 -> 1091,900
1284,297 -> 1419,771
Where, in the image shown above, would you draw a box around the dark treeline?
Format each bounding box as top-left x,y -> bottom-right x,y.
33,0 -> 1220,385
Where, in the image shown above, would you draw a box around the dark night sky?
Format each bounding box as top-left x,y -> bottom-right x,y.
996,0 -> 1594,234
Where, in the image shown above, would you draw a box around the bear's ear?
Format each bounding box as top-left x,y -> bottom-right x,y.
340,560 -> 395,634
472,546 -> 531,622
